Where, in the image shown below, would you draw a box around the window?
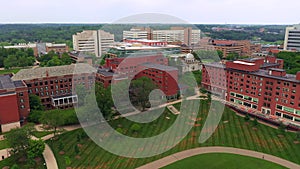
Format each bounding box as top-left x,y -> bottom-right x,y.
276,105 -> 283,110
283,114 -> 293,120
275,112 -> 282,117
19,92 -> 23,96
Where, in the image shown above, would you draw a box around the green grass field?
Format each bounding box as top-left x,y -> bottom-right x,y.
0,68 -> 20,75
32,131 -> 53,138
162,153 -> 287,169
46,100 -> 300,169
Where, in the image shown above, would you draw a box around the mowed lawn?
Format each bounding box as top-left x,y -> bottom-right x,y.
0,68 -> 20,75
162,153 -> 287,169
48,100 -> 300,169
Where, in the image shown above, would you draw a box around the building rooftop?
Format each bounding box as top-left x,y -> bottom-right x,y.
233,61 -> 255,66
260,63 -> 280,68
97,69 -> 114,77
142,63 -> 178,71
251,69 -> 299,83
0,75 -> 25,90
203,62 -> 225,69
12,63 -> 96,81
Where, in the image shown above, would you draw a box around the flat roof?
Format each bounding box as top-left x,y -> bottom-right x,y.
12,63 -> 96,81
142,63 -> 178,71
0,75 -> 25,90
203,62 -> 225,69
97,69 -> 114,77
233,61 -> 255,66
251,69 -> 299,83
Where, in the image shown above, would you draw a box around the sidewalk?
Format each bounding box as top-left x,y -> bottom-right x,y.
137,146 -> 300,169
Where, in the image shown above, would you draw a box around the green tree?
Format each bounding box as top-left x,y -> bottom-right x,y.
217,50 -> 224,59
253,118 -> 259,126
95,83 -> 113,120
130,77 -> 157,111
244,114 -> 250,122
130,124 -> 141,133
40,110 -> 64,137
4,55 -> 18,69
226,52 -> 240,61
27,139 -> 45,160
29,94 -> 44,111
46,56 -> 63,67
61,52 -> 72,65
4,124 -> 35,158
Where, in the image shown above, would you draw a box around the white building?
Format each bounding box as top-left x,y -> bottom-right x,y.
73,30 -> 115,57
123,27 -> 151,40
123,27 -> 201,46
284,24 -> 300,51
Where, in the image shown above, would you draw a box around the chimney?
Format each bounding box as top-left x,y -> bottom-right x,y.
296,72 -> 300,81
46,70 -> 49,77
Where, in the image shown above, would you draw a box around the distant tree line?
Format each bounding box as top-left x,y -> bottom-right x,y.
276,51 -> 300,74
0,47 -> 35,69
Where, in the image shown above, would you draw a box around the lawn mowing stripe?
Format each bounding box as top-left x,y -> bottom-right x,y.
235,115 -> 252,150
286,133 -> 300,164
283,133 -> 299,164
258,125 -> 274,155
72,140 -> 98,168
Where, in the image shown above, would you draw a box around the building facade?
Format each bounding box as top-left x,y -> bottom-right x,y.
0,75 -> 29,132
12,64 -> 95,109
284,24 -> 300,51
202,56 -> 300,124
73,30 -> 115,57
123,27 -> 201,46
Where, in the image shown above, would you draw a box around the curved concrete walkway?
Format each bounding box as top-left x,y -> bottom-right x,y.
43,144 -> 58,169
137,147 -> 300,169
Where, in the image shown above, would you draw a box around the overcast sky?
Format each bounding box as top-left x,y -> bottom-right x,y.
0,0 -> 299,24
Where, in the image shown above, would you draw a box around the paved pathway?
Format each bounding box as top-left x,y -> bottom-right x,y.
43,144 -> 58,169
137,146 -> 300,169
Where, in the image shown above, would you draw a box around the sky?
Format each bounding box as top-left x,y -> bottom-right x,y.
0,0 -> 299,24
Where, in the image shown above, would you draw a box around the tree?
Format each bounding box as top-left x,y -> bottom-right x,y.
29,94 -> 44,111
129,77 -> 157,111
27,139 -> 45,160
95,83 -> 113,120
244,114 -> 250,122
4,55 -> 18,69
61,52 -> 72,65
253,118 -> 259,126
4,124 -> 35,158
27,110 -> 43,123
130,124 -> 141,133
40,110 -> 64,137
226,52 -> 240,61
217,50 -> 224,60
46,56 -> 63,67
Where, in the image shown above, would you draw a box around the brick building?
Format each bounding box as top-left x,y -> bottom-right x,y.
97,54 -> 179,99
211,40 -> 261,58
0,75 -> 29,132
202,56 -> 300,124
12,64 -> 95,109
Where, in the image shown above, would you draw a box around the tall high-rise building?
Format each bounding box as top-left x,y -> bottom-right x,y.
73,30 -> 115,57
284,24 -> 300,51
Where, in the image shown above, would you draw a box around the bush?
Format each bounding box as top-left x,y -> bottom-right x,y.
27,110 -> 43,123
253,118 -> 258,126
244,114 -> 250,122
130,124 -> 141,133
